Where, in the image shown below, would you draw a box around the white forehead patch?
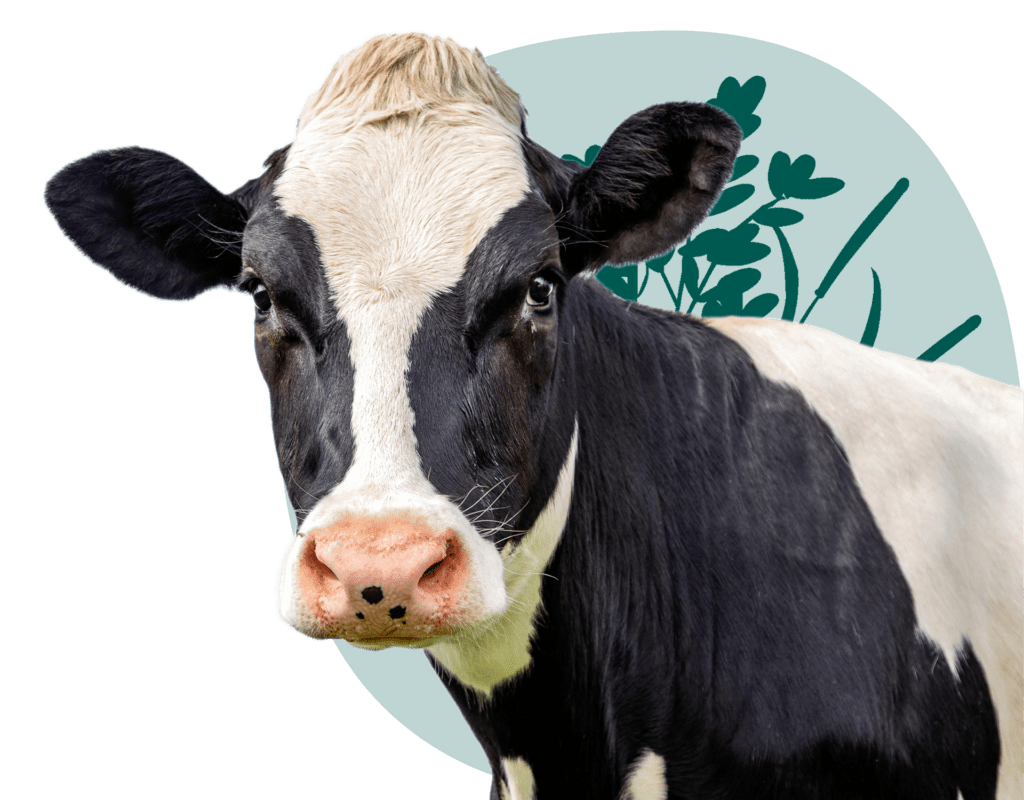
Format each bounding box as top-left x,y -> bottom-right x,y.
277,37 -> 528,315
278,110 -> 530,310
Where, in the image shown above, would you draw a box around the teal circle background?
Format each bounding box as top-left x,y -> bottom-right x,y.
328,31 -> 1019,773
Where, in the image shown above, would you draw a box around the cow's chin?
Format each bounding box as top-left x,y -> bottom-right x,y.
347,635 -> 447,651
282,588 -> 510,648
287,616 -> 484,650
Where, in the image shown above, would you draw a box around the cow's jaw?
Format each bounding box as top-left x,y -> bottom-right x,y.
427,425 -> 579,695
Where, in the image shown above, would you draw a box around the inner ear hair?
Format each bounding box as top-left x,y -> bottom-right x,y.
603,138 -> 731,265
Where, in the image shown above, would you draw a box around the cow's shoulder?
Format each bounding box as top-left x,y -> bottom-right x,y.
704,316 -> 1021,430
705,315 -> 1022,798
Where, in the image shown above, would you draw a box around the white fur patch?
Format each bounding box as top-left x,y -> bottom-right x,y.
620,749 -> 667,800
428,425 -> 579,696
500,756 -> 536,800
705,316 -> 1023,799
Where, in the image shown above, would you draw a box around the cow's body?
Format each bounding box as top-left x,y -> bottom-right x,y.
45,34 -> 1022,799
433,292 -> 1021,799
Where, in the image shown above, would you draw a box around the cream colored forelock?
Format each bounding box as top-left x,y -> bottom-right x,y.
297,33 -> 524,135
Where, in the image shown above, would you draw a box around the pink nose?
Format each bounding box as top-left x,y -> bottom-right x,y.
296,516 -> 468,641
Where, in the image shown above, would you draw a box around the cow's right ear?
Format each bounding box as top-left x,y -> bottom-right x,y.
45,147 -> 250,300
556,103 -> 741,275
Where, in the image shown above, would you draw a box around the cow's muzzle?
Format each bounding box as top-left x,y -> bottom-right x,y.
292,515 -> 470,642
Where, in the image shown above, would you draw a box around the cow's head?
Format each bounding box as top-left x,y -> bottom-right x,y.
45,35 -> 739,656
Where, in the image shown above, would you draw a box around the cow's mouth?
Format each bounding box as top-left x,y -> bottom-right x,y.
347,634 -> 447,650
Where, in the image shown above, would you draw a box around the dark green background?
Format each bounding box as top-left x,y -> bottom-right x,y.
12,3 -> 1019,794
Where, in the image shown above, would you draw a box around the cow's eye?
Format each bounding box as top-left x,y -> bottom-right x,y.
252,283 -> 272,314
527,274 -> 554,309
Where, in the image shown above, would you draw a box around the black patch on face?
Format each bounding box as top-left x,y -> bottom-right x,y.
461,194 -> 561,343
407,194 -> 575,548
242,196 -> 355,526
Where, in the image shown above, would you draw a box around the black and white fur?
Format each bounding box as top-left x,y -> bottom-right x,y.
45,34 -> 1022,800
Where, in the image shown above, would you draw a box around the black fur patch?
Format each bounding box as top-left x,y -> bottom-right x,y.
242,198 -> 355,526
406,195 -> 571,545
434,281 -> 1000,799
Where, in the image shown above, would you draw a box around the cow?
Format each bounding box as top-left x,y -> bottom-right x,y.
45,33 -> 1022,799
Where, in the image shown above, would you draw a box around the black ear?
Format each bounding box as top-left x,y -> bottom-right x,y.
45,147 -> 250,300
557,103 -> 741,274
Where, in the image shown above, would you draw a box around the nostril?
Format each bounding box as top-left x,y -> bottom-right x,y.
420,557 -> 446,583
417,532 -> 462,590
420,538 -> 454,585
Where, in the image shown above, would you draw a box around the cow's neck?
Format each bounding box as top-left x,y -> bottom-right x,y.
471,280 -> 931,794
431,283 -> 728,773
426,426 -> 579,695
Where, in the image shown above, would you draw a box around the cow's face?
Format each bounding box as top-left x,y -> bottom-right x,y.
256,98 -> 574,645
44,35 -> 739,659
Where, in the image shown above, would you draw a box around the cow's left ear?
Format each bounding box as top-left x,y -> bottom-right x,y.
557,103 -> 741,274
